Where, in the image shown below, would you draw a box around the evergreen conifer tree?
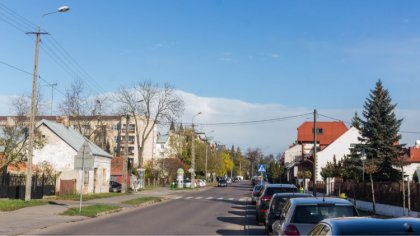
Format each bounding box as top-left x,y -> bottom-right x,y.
353,80 -> 404,181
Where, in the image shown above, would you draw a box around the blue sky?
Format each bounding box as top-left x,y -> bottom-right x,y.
1,1 -> 420,153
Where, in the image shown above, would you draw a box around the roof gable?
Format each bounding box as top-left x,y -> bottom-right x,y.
37,119 -> 112,158
297,121 -> 348,146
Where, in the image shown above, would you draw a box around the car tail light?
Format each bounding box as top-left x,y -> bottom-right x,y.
261,196 -> 271,201
283,224 -> 300,236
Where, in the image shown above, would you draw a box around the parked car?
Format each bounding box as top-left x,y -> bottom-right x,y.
226,177 -> 232,184
265,193 -> 313,235
308,217 -> 420,236
196,179 -> 206,187
256,184 -> 298,224
218,179 -> 228,187
272,197 -> 359,236
184,179 -> 192,188
109,181 -> 122,192
251,184 -> 265,205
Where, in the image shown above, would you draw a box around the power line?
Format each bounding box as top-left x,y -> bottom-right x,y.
0,59 -> 66,97
169,113 -> 313,127
318,113 -> 420,135
0,3 -> 107,96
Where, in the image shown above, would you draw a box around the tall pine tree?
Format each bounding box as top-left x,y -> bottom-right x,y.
354,80 -> 404,181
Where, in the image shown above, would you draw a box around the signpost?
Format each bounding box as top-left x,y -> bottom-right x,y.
257,164 -> 266,185
74,140 -> 94,212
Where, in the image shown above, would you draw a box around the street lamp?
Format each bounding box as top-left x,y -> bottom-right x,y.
361,151 -> 366,183
25,6 -> 70,201
191,112 -> 202,188
205,130 -> 214,182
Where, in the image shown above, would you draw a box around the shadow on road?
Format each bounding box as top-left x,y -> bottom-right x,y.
217,216 -> 244,226
228,210 -> 246,217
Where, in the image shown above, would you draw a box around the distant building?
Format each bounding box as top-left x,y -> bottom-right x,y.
405,141 -> 420,181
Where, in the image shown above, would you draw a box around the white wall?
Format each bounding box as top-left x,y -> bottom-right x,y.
34,125 -> 111,194
316,127 -> 360,181
284,144 -> 302,165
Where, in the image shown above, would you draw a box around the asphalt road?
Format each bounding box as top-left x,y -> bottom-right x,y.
30,181 -> 265,235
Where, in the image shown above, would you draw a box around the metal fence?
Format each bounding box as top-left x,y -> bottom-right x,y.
0,173 -> 56,199
312,180 -> 420,212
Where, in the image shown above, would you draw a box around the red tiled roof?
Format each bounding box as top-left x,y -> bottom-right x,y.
409,147 -> 420,163
297,121 -> 348,147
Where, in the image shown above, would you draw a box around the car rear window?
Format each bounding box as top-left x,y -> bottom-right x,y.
265,187 -> 297,196
291,205 -> 357,224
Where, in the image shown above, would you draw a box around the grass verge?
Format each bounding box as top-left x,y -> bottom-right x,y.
122,196 -> 161,206
0,199 -> 47,211
54,192 -> 130,201
61,204 -> 121,217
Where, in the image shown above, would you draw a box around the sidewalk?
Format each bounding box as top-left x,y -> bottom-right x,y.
0,186 -> 202,236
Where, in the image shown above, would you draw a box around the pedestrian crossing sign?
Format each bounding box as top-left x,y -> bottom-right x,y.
257,164 -> 266,172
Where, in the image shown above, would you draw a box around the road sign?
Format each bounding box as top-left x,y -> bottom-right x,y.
74,141 -> 94,170
257,164 -> 266,173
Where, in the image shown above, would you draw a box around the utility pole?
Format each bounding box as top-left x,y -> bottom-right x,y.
25,29 -> 48,201
191,123 -> 196,188
122,114 -> 129,193
46,82 -> 57,115
24,5 -> 69,202
205,140 -> 208,181
312,109 -> 317,197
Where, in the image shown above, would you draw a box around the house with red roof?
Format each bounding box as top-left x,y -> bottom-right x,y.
406,141 -> 420,182
284,121 -> 350,183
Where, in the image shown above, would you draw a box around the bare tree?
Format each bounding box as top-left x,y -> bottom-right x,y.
246,148 -> 263,177
59,80 -> 109,143
117,81 -> 184,167
365,160 -> 379,214
392,155 -> 410,216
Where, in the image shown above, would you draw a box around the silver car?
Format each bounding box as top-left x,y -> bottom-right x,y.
308,217 -> 420,236
272,197 -> 359,236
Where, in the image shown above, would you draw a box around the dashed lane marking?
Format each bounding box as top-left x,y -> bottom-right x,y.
205,197 -> 214,200
228,198 -> 235,201
173,196 -> 183,199
217,197 -> 224,200
195,197 -> 203,199
185,197 -> 193,199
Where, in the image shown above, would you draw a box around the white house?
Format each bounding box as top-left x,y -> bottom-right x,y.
315,127 -> 361,181
34,119 -> 112,194
153,133 -> 170,159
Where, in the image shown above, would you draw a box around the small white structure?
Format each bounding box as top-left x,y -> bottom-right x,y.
153,133 -> 170,159
34,120 -> 112,194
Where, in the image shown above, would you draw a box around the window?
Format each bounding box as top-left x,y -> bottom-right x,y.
312,128 -> 324,134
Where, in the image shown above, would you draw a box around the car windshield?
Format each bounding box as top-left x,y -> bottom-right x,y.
219,180 -> 226,183
265,187 -> 297,196
291,205 -> 357,224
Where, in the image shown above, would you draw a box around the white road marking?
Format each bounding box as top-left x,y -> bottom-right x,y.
195,197 -> 203,199
228,198 -> 235,201
206,197 -> 214,200
239,198 -> 247,202
217,197 -> 224,200
185,197 -> 193,199
173,196 -> 183,200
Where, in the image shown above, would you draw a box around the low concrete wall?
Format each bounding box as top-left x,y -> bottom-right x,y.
349,198 -> 420,218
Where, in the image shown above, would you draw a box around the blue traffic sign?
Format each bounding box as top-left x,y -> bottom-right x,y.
257,164 -> 266,172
